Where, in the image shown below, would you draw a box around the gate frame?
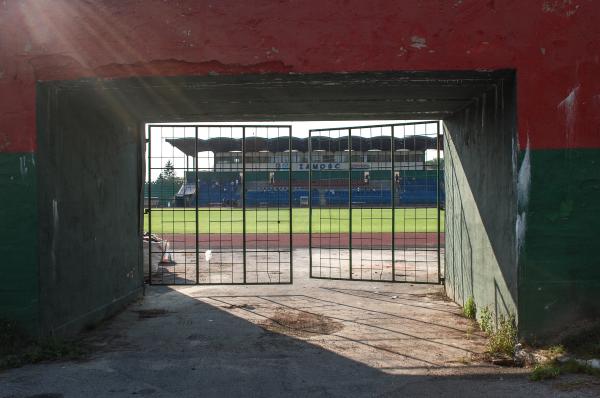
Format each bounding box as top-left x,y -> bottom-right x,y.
308,121 -> 443,284
146,123 -> 294,286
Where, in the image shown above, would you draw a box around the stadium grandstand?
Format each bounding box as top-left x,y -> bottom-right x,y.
146,133 -> 444,208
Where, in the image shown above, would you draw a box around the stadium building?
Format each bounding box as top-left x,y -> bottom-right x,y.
156,134 -> 444,208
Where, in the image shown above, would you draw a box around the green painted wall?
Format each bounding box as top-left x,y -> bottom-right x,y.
0,153 -> 39,334
519,149 -> 600,340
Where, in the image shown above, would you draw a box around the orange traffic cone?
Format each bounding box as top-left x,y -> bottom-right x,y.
160,241 -> 175,264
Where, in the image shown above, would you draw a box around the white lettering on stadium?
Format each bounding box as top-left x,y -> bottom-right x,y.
275,163 -> 370,171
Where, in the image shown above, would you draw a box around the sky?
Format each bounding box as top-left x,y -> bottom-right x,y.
146,120 -> 442,181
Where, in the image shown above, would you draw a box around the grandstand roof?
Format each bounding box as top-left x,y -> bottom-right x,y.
166,135 -> 442,156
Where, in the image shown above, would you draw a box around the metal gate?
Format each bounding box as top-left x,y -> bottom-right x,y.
308,121 -> 443,284
145,124 -> 293,285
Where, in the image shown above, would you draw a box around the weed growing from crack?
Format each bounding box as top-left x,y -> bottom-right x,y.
530,363 -> 561,381
487,314 -> 517,357
478,306 -> 493,335
463,296 -> 476,320
530,359 -> 600,381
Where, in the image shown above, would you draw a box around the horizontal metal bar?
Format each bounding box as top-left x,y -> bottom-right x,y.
308,120 -> 439,133
148,124 -> 293,129
150,282 -> 293,286
308,276 -> 440,285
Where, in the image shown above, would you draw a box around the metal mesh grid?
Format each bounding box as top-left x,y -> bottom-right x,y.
393,122 -> 442,284
309,128 -> 352,279
309,121 -> 444,284
147,125 -> 197,285
146,124 -> 292,285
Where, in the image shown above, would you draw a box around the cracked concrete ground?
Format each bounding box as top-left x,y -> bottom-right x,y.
1,250 -> 599,397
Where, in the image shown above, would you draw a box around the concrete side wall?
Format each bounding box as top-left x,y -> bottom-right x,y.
26,72 -> 504,337
443,81 -> 518,325
37,86 -> 143,335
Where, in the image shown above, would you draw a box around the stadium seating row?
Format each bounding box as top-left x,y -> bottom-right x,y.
151,173 -> 444,207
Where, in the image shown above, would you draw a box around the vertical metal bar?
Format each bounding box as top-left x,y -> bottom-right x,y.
348,129 -> 353,280
195,127 -> 199,284
242,127 -> 247,284
147,126 -> 152,285
437,122 -> 442,284
288,126 -> 293,284
391,126 -> 395,282
308,129 -> 313,278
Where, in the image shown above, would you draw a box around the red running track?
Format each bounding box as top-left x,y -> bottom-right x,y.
162,233 -> 445,250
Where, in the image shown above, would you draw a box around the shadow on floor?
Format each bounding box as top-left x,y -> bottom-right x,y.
0,285 -> 597,398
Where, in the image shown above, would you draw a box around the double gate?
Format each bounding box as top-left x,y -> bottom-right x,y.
145,122 -> 443,285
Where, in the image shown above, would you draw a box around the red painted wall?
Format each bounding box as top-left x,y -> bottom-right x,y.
0,0 -> 598,152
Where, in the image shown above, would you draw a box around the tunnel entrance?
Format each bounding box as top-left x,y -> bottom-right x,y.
36,70 -> 516,334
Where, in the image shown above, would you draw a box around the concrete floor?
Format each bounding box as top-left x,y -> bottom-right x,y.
151,247 -> 443,284
1,251 -> 599,397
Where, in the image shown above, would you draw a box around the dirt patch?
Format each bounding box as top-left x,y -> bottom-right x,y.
423,291 -> 453,302
259,309 -> 343,337
133,309 -> 170,319
471,351 -> 523,368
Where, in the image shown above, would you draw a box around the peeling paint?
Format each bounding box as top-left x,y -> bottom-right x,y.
0,133 -> 10,152
517,139 -> 531,210
51,199 -> 59,281
410,36 -> 427,49
516,139 -> 531,257
558,85 -> 579,145
92,59 -> 293,78
512,136 -> 517,178
559,85 -> 579,110
516,212 -> 527,257
542,0 -> 580,17
19,155 -> 28,178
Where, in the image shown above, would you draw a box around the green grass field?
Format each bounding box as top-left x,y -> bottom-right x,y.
144,208 -> 444,234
